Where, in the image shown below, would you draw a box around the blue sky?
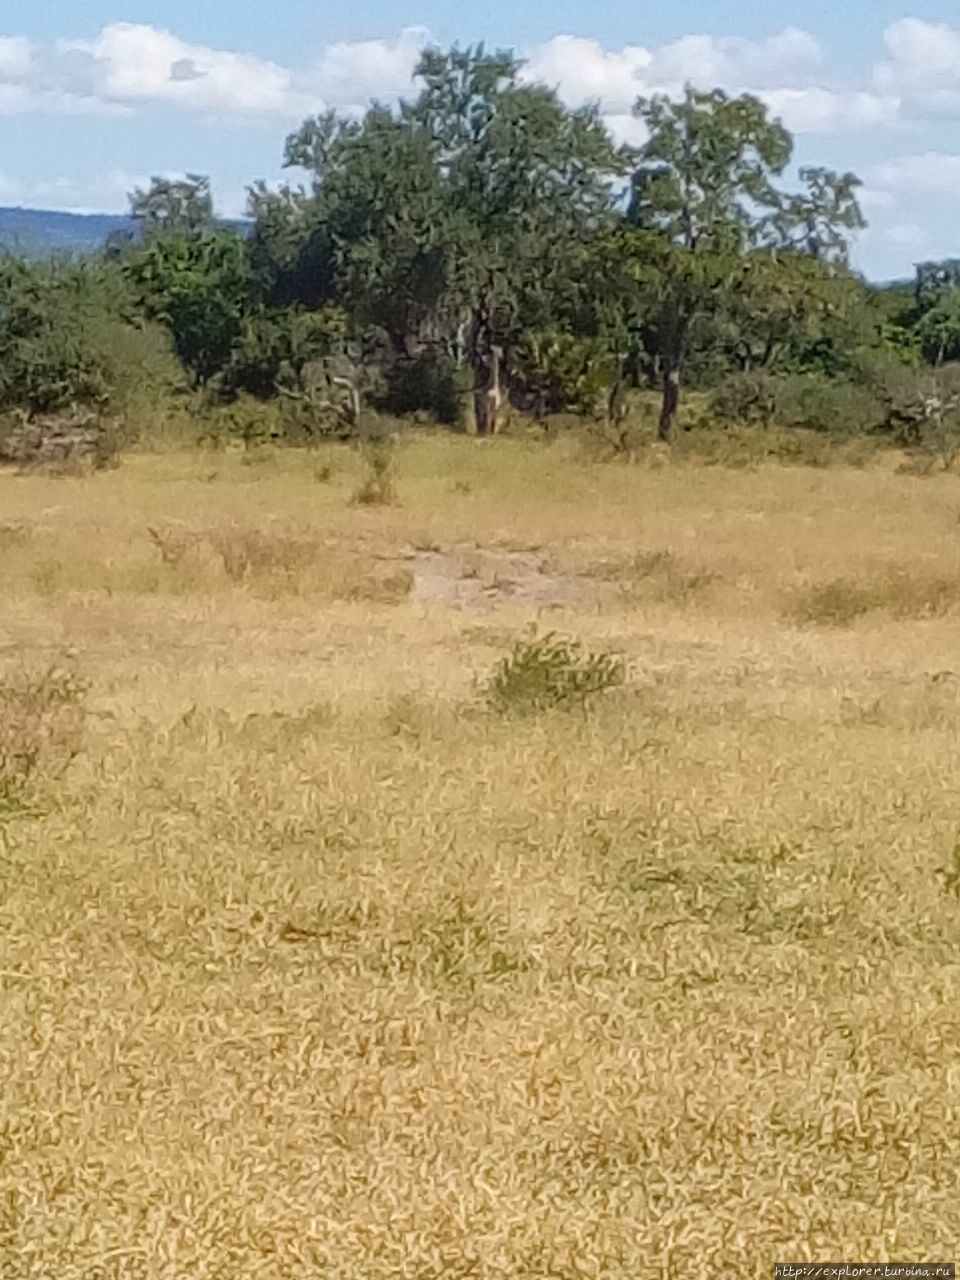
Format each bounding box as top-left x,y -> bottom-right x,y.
4,1 -> 960,279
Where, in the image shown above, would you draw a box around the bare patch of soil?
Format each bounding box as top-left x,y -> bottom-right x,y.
403,544 -> 608,610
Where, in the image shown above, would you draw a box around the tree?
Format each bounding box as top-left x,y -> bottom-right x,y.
628,87 -> 864,440
720,252 -> 870,376
909,260 -> 960,366
281,106 -> 450,359
276,46 -> 626,434
916,260 -> 960,313
129,175 -> 214,242
916,291 -> 960,366
124,232 -> 251,387
0,254 -> 181,444
0,257 -> 111,417
761,167 -> 865,262
408,47 -> 625,432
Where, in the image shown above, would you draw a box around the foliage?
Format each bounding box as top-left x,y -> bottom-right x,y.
129,175 -> 214,241
277,352 -> 363,442
486,630 -> 625,714
788,572 -> 960,626
124,232 -> 252,387
224,307 -> 347,401
277,47 -> 627,434
712,369 -> 888,435
916,292 -> 960,366
377,350 -> 460,424
625,87 -> 864,440
2,56 -> 940,453
0,257 -> 112,416
711,371 -> 782,428
0,255 -> 180,439
511,331 -> 617,419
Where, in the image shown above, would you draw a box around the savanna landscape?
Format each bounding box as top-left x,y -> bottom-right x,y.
3,25 -> 960,1280
4,437 -> 960,1278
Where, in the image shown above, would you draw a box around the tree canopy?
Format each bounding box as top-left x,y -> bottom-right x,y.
11,43 -> 960,455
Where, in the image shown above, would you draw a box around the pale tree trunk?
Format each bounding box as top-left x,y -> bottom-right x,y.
658,362 -> 681,442
471,307 -> 502,437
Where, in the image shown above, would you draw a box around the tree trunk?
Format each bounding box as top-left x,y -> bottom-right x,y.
658,363 -> 681,442
472,320 -> 502,437
330,376 -> 361,429
455,368 -> 476,434
607,354 -> 627,427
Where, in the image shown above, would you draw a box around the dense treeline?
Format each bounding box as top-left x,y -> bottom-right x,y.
3,44 -> 960,464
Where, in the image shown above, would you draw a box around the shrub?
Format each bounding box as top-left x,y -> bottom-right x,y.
207,527 -> 319,582
511,331 -> 616,420
787,572 -> 960,627
2,407 -> 123,474
601,549 -> 717,604
776,374 -> 887,434
485,630 -> 625,714
877,364 -> 960,468
711,370 -> 887,436
0,667 -> 89,808
378,350 -> 459,424
276,355 -> 362,443
350,437 -> 398,507
221,394 -> 283,451
711,371 -> 780,428
147,523 -> 201,567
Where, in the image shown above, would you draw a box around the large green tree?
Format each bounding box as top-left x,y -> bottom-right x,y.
627,87 -> 864,439
129,175 -> 215,242
124,232 -> 251,387
272,45 -> 626,433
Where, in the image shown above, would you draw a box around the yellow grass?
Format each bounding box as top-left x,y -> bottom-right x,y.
3,436 -> 960,1277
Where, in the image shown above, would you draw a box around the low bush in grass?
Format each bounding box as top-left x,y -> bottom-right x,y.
486,630 -> 625,715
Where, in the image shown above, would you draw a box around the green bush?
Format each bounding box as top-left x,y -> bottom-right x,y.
779,375 -> 886,434
0,255 -> 184,455
711,370 -> 886,435
378,350 -> 459,424
710,371 -> 780,428
486,631 -> 625,714
873,364 -> 960,469
512,331 -> 616,419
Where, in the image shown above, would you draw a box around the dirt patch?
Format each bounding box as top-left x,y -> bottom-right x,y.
405,545 -> 607,610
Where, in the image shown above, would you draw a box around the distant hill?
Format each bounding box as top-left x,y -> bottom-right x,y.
0,206 -> 248,257
0,207 -> 132,256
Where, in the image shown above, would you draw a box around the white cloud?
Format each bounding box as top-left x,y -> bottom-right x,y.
59,23 -> 311,119
524,28 -> 822,114
647,27 -> 822,91
875,18 -> 960,118
602,113 -> 649,149
523,27 -> 891,136
868,151 -> 960,198
0,18 -> 923,140
0,23 -> 431,122
0,37 -> 32,82
523,37 -> 653,114
303,27 -> 428,112
857,188 -> 897,211
759,87 -> 899,135
885,221 -> 929,248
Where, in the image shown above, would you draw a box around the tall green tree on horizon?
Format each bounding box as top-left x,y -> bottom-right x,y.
270,44 -> 627,433
129,175 -> 215,242
627,87 -> 865,439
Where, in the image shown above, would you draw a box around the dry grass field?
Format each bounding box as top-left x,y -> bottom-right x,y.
3,435 -> 960,1278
